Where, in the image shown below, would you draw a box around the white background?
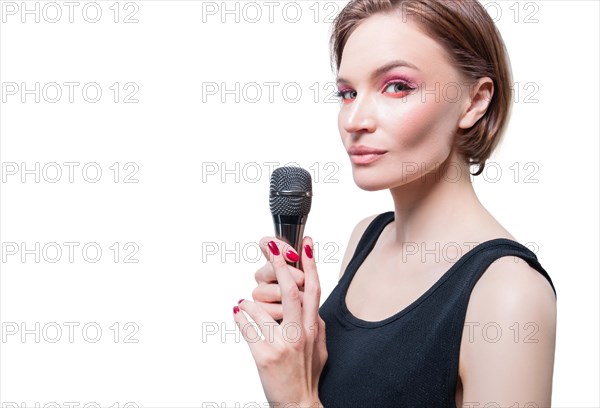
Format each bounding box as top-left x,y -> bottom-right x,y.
0,0 -> 598,406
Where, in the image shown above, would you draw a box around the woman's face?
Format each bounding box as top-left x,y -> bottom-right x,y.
336,13 -> 472,191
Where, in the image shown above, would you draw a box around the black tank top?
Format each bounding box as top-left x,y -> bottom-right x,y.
317,211 -> 557,407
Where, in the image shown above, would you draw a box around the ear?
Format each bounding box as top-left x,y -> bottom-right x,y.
458,77 -> 494,130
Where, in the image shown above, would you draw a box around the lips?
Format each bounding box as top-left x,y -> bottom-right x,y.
347,145 -> 387,165
347,145 -> 387,155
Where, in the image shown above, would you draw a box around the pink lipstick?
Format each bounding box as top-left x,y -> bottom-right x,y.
348,145 -> 387,165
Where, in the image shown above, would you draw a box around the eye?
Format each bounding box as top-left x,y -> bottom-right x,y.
335,81 -> 415,103
335,89 -> 356,102
383,81 -> 413,94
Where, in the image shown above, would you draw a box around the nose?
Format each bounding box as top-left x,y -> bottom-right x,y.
340,93 -> 377,136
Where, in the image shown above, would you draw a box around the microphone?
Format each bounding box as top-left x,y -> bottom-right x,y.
269,166 -> 313,270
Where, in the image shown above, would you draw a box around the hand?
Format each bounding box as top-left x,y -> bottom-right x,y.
252,237 -> 307,321
233,236 -> 327,407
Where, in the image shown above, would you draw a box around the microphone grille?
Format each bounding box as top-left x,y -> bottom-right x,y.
269,167 -> 312,216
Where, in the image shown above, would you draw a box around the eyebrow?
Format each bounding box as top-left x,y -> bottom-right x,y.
336,59 -> 420,86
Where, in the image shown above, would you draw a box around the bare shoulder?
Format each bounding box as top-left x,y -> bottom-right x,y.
338,213 -> 381,281
469,255 -> 557,311
465,256 -> 557,350
459,255 -> 557,404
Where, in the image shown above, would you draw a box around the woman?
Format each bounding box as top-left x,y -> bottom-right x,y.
233,0 -> 557,406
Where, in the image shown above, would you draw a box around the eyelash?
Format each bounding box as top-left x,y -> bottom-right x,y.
335,80 -> 415,101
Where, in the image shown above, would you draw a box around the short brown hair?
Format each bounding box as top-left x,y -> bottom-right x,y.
329,0 -> 514,176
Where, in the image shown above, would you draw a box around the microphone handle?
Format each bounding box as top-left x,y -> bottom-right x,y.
273,222 -> 305,269
272,215 -> 308,324
272,213 -> 308,268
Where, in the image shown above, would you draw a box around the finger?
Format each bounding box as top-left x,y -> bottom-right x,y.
300,236 -> 321,328
252,294 -> 306,321
259,236 -> 302,265
255,261 -> 305,288
259,236 -> 276,261
254,262 -> 277,284
266,240 -> 302,324
316,316 -> 328,361
252,282 -> 282,303
233,303 -> 265,358
252,282 -> 307,303
237,299 -> 282,344
252,301 -> 284,321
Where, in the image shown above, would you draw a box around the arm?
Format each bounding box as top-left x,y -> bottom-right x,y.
459,256 -> 557,407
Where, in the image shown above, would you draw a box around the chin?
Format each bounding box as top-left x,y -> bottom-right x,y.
351,170 -> 393,192
351,162 -> 427,191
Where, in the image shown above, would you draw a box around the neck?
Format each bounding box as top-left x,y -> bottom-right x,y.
388,153 -> 485,249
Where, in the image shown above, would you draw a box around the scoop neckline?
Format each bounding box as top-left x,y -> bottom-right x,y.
339,212 -> 534,329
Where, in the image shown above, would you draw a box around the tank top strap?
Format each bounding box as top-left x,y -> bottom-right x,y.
340,211 -> 395,286
459,238 -> 557,298
340,212 -> 557,299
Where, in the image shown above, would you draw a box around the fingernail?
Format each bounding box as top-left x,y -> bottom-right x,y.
268,241 -> 280,256
237,299 -> 245,304
286,249 -> 299,262
304,244 -> 313,259
233,306 -> 240,314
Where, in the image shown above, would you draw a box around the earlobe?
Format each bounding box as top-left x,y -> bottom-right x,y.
458,77 -> 494,130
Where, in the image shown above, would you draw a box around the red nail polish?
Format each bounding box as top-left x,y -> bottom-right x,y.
237,299 -> 245,304
268,241 -> 280,256
286,249 -> 299,262
304,244 -> 313,259
233,306 -> 240,314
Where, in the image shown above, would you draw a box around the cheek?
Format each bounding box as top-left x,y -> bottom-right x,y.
383,99 -> 456,155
